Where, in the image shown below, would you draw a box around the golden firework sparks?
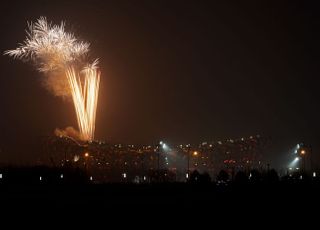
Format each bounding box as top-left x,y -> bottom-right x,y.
4,17 -> 101,141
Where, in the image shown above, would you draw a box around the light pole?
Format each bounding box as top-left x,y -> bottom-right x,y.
157,147 -> 160,172
187,149 -> 199,180
300,149 -> 306,172
84,152 -> 89,171
187,152 -> 190,177
157,142 -> 162,172
186,145 -> 191,180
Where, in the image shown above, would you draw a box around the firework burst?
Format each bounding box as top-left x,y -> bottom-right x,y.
4,17 -> 100,141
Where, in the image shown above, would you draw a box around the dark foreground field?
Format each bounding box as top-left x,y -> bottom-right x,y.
1,181 -> 319,211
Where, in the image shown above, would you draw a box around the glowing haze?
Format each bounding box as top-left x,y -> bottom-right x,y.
4,17 -> 100,141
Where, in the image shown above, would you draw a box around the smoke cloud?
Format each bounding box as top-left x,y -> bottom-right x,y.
54,126 -> 87,141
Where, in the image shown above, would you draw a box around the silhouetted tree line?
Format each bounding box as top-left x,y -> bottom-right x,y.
0,165 -> 319,185
187,168 -> 319,186
0,164 -> 88,185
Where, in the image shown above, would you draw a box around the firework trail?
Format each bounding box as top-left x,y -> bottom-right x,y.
4,17 -> 100,141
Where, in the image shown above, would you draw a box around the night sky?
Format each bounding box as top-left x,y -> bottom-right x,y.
0,0 -> 319,166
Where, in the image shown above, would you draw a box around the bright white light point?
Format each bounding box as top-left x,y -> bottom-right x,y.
186,173 -> 189,179
160,141 -> 163,145
60,174 -> 63,179
74,155 -> 80,162
39,176 -> 42,181
90,176 -> 93,181
295,157 -> 299,161
143,176 -> 146,181
0,174 -> 2,179
313,172 -> 316,177
123,173 -> 127,178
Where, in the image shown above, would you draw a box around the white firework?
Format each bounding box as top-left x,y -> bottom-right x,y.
4,16 -> 90,72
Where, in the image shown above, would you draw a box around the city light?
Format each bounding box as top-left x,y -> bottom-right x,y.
300,150 -> 306,155
39,176 -> 42,181
7,135 -> 268,184
162,143 -> 167,150
74,155 -> 80,162
313,172 -> 316,177
0,174 -> 2,179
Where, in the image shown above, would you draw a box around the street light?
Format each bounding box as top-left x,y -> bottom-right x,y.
84,152 -> 90,171
187,149 -> 200,180
299,149 -> 307,172
186,146 -> 191,180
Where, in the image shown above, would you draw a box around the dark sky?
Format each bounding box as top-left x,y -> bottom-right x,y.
0,0 -> 319,166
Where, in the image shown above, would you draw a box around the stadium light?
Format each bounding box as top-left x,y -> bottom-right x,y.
162,143 -> 168,150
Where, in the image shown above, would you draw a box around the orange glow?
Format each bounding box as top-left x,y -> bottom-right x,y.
301,150 -> 306,155
193,151 -> 198,156
84,152 -> 89,157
